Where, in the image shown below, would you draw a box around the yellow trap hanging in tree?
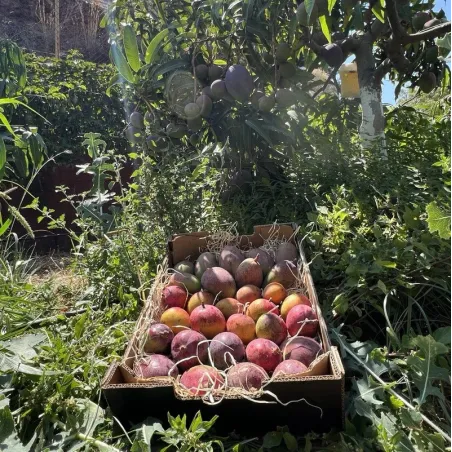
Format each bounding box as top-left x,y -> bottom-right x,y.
339,62 -> 360,98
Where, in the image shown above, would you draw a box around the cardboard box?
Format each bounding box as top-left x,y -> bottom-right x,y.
101,224 -> 345,435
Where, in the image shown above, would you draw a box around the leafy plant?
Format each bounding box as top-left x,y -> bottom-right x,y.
426,155 -> 452,239
152,411 -> 224,451
10,50 -> 125,161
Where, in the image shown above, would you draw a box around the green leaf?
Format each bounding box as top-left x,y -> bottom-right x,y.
0,217 -> 12,238
412,431 -> 446,452
406,340 -> 450,405
403,206 -> 421,230
246,0 -> 256,20
408,335 -> 449,358
190,159 -> 208,182
436,32 -> 451,52
74,312 -> 88,339
245,119 -> 274,147
145,29 -> 169,64
355,377 -> 384,406
27,134 -> 43,168
0,399 -> 31,450
13,148 -> 28,178
283,432 -> 298,451
426,201 -> 451,239
380,412 -> 397,437
376,260 -> 397,268
123,25 -> 141,72
190,414 -> 218,436
351,2 -> 364,31
0,136 -> 6,179
319,15 -> 332,44
0,112 -> 14,134
263,431 -> 282,448
400,408 -> 422,429
354,398 -> 376,420
327,0 -> 337,14
106,74 -> 122,97
389,395 -> 404,410
0,353 -> 53,375
433,327 -> 451,345
0,333 -> 46,360
152,59 -> 189,78
332,293 -> 348,315
130,438 -> 149,452
377,280 -> 388,294
131,417 -> 163,452
392,431 -> 415,452
99,13 -> 108,28
75,399 -> 105,436
111,43 -> 135,84
0,399 -> 15,443
304,0 -> 316,23
227,0 -> 242,12
371,0 -> 385,23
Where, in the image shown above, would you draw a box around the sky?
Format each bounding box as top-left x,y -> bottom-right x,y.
381,0 -> 451,104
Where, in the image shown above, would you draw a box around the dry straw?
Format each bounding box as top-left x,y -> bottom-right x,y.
204,222 -> 240,257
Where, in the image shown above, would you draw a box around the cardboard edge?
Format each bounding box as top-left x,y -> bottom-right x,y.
102,361 -> 120,387
331,346 -> 346,429
298,243 -> 331,351
119,258 -> 170,379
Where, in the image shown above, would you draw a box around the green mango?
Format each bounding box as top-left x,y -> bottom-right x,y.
169,272 -> 201,293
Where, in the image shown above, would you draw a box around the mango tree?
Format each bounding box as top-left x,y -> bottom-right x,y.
297,0 -> 450,153
104,0 -> 450,172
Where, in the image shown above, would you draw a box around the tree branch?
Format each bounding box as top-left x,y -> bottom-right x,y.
374,58 -> 392,83
385,0 -> 405,38
312,67 -> 339,99
370,18 -> 390,42
385,38 -> 410,73
402,21 -> 451,44
340,36 -> 361,55
301,35 -> 324,55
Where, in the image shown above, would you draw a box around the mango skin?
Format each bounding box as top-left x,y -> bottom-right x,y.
169,272 -> 201,294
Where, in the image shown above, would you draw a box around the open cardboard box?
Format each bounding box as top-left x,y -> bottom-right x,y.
101,224 -> 345,435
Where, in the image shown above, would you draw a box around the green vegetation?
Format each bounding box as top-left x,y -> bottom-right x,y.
12,50 -> 125,160
0,2 -> 451,450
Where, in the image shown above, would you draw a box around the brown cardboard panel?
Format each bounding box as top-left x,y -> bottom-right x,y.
103,380 -> 343,435
168,223 -> 298,266
169,231 -> 209,264
102,350 -> 344,435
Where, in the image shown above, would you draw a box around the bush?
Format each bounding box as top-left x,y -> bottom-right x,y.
11,50 -> 125,161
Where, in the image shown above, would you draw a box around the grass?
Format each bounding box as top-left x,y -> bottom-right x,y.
27,253 -> 87,311
0,252 -> 88,340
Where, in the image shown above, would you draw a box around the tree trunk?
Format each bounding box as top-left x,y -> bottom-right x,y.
355,37 -> 387,158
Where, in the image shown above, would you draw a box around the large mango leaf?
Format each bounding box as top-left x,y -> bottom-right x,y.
111,43 -> 135,84
123,25 -> 141,72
